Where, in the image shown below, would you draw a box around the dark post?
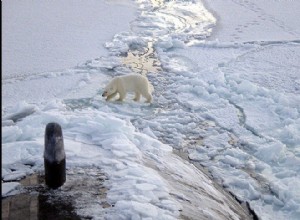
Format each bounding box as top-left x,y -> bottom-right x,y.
44,122 -> 66,189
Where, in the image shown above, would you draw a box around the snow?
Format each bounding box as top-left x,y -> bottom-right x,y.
2,0 -> 137,79
2,182 -> 21,197
2,0 -> 300,220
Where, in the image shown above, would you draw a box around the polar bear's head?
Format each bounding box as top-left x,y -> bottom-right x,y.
102,79 -> 118,97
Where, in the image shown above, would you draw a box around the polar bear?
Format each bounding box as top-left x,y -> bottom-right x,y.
102,74 -> 153,103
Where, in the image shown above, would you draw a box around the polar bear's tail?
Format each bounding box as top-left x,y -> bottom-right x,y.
148,81 -> 154,94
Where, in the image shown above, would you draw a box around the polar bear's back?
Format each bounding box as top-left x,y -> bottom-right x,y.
119,74 -> 152,93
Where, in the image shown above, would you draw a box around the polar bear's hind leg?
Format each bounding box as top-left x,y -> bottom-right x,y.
144,93 -> 152,103
133,92 -> 141,102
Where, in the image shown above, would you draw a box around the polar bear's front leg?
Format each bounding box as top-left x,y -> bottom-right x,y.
116,78 -> 126,101
106,92 -> 118,101
116,92 -> 126,102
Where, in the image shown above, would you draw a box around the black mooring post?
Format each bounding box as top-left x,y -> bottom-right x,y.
44,122 -> 66,189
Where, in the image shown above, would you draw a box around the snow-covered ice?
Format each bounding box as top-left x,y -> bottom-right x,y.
2,0 -> 300,219
2,0 -> 137,79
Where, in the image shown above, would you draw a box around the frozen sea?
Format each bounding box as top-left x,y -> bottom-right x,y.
2,0 -> 300,220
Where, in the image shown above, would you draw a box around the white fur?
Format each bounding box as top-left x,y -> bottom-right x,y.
102,74 -> 153,103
